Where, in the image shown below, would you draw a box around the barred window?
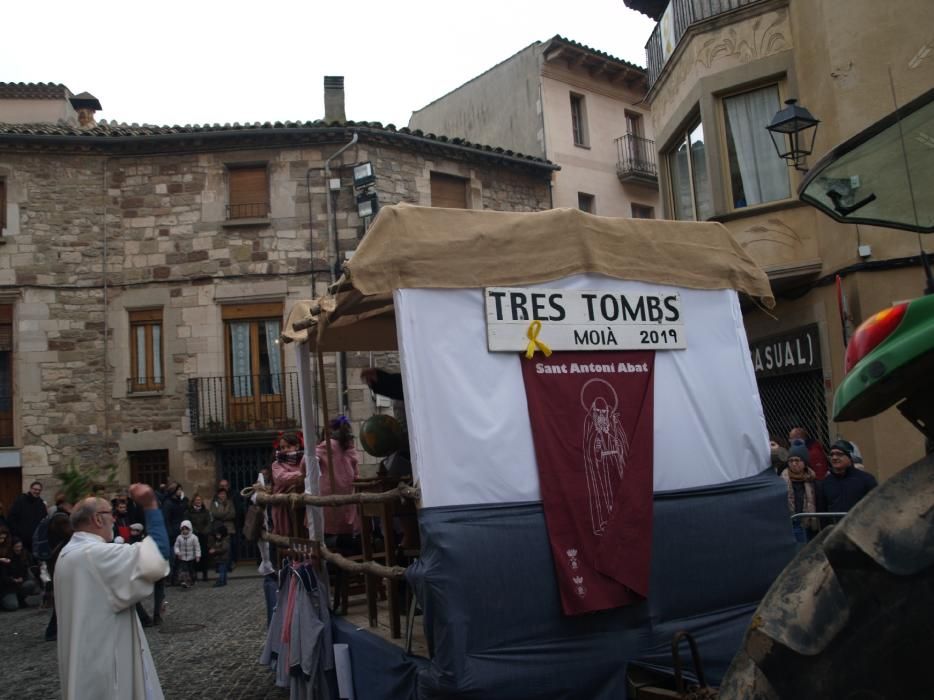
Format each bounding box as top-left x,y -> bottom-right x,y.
129,449 -> 170,488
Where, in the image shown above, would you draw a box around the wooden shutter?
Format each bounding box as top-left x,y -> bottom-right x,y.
430,172 -> 468,209
228,166 -> 269,218
128,308 -> 162,323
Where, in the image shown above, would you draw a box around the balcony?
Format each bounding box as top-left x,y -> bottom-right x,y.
615,134 -> 658,187
187,372 -> 301,440
645,0 -> 762,88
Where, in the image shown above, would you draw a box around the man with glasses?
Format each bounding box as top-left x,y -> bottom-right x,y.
54,484 -> 170,700
818,439 -> 878,514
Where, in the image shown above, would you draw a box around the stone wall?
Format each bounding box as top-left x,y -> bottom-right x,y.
0,138 -> 550,493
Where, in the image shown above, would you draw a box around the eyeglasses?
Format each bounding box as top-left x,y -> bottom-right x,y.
829,451 -> 847,457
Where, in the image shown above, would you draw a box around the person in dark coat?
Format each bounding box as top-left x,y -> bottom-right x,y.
43,500 -> 73,641
1,536 -> 41,610
8,481 -> 47,552
818,440 -> 878,513
361,368 -> 404,400
161,482 -> 189,584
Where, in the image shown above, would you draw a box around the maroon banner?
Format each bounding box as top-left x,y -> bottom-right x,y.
521,351 -> 655,615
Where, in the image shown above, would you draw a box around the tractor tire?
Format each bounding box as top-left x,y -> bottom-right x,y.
718,454 -> 934,699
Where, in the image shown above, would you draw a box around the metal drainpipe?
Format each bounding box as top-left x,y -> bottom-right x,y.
324,132 -> 358,416
304,167 -> 320,433
101,157 -> 111,460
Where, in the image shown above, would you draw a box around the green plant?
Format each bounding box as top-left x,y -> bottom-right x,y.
57,460 -> 120,504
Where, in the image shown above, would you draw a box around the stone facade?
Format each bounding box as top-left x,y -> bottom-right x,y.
0,126 -> 553,496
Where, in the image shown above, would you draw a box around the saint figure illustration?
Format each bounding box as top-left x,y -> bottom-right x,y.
581,379 -> 630,535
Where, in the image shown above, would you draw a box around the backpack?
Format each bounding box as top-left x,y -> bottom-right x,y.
32,511 -> 69,561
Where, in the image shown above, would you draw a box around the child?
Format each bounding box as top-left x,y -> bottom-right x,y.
173,519 -> 201,588
208,524 -> 230,588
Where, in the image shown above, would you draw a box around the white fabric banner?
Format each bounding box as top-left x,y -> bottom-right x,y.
395,275 -> 769,509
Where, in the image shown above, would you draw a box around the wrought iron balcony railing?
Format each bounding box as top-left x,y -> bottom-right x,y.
187,372 -> 301,437
615,134 -> 658,186
226,201 -> 270,220
645,0 -> 761,88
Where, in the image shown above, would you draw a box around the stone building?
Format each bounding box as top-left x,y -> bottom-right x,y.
625,0 -> 933,479
410,36 -> 660,219
0,79 -> 555,512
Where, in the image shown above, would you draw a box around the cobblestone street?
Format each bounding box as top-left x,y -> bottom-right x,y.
0,576 -> 287,700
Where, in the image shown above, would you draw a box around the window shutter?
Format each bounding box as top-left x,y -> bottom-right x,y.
430,173 -> 468,209
228,166 -> 269,217
0,305 -> 11,351
129,308 -> 162,323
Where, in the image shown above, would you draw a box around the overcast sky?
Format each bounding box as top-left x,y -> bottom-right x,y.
3,0 -> 655,129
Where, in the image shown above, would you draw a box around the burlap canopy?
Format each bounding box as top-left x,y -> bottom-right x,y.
282,204 -> 773,349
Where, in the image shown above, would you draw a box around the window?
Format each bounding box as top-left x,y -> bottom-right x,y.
129,450 -> 170,489
624,112 -> 651,170
723,85 -> 791,209
0,179 -> 6,233
631,204 -> 655,219
223,303 -> 285,429
430,172 -> 468,209
571,94 -> 589,147
625,111 -> 643,138
0,305 -> 11,447
129,309 -> 163,392
227,165 -> 269,219
578,193 -> 595,214
667,119 -> 713,221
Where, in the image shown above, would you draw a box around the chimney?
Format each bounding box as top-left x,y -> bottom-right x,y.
69,91 -> 102,129
323,76 -> 346,124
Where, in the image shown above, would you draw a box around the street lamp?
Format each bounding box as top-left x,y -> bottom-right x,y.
766,98 -> 820,171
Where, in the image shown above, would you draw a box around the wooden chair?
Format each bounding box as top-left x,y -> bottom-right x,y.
355,476 -> 420,639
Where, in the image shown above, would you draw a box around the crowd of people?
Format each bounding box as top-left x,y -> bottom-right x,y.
0,400 -> 887,698
771,426 -> 878,542
0,477 -> 244,635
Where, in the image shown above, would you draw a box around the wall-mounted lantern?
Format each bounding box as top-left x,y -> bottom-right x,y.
766,98 -> 820,171
356,190 -> 380,219
352,161 -> 376,189
352,161 -> 378,219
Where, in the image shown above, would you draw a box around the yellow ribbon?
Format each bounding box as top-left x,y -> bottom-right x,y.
525,320 -> 553,359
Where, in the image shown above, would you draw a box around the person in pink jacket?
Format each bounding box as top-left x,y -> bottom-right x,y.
316,416 -> 361,541
270,432 -> 306,537
317,416 -> 360,612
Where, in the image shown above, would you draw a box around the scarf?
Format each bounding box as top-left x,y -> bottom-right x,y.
782,468 -> 817,531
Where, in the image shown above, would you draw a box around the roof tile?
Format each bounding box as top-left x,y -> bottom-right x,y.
0,82 -> 70,100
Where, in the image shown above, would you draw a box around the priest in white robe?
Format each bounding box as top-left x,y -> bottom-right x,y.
55,483 -> 171,700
